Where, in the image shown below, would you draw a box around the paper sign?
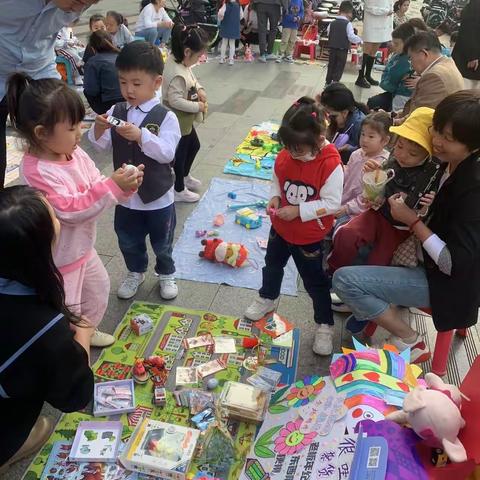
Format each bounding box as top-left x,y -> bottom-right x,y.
299,393 -> 347,436
213,337 -> 237,354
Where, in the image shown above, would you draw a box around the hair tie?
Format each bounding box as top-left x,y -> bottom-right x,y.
311,112 -> 317,118
293,101 -> 300,107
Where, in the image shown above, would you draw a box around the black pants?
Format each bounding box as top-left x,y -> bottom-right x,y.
259,227 -> 333,325
326,48 -> 349,85
84,94 -> 123,115
174,127 -> 200,192
367,91 -> 393,111
241,31 -> 259,46
256,3 -> 281,55
0,96 -> 8,188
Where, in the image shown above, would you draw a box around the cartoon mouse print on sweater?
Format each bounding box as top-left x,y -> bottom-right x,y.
284,180 -> 317,205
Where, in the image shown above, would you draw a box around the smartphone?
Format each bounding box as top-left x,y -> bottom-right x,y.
404,158 -> 443,209
106,116 -> 126,127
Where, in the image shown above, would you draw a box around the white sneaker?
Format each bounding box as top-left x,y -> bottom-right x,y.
174,188 -> 200,203
284,55 -> 294,63
266,53 -> 277,61
330,292 -> 352,313
228,58 -> 234,66
244,297 -> 276,321
158,274 -> 178,300
275,56 -> 283,63
313,324 -> 334,355
117,272 -> 145,299
184,174 -> 202,191
90,329 -> 115,348
219,57 -> 225,64
387,333 -> 431,364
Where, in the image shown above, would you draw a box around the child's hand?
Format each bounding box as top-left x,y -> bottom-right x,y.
361,196 -> 384,210
276,205 -> 300,221
198,101 -> 207,113
116,123 -> 142,143
388,192 -> 417,225
267,196 -> 280,215
198,88 -> 207,103
337,145 -> 350,152
121,163 -> 145,189
419,191 -> 435,207
111,166 -> 141,192
334,206 -> 347,218
363,159 -> 382,172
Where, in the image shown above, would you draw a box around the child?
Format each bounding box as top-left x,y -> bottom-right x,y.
136,0 -> 174,46
276,0 -> 304,64
162,25 -> 209,203
83,14 -> 107,64
245,97 -> 344,356
83,30 -> 124,114
218,0 -> 242,65
55,22 -> 85,85
325,1 -> 362,84
89,41 -> 181,301
328,107 -> 441,271
8,73 -> 140,347
106,11 -> 134,49
319,82 -> 369,163
335,112 -> 391,225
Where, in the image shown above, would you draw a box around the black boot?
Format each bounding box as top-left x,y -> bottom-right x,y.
355,55 -> 371,88
365,54 -> 379,86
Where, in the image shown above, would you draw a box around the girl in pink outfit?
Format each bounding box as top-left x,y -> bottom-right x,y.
333,112 -> 391,230
7,73 -> 142,348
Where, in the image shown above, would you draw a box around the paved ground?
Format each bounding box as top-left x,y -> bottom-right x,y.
4,2 -> 477,478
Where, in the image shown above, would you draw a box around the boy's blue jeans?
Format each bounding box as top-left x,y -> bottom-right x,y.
114,204 -> 176,275
260,228 -> 333,325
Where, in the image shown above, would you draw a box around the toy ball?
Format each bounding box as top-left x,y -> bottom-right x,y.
206,378 -> 219,390
199,238 -> 249,268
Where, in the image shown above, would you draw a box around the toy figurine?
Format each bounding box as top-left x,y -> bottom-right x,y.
244,44 -> 254,62
213,213 -> 225,227
132,359 -> 149,384
199,238 -> 249,268
250,137 -> 264,147
387,372 -> 467,463
196,229 -> 207,238
144,355 -> 166,370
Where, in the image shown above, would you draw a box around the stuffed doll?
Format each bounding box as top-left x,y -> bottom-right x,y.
199,238 -> 249,268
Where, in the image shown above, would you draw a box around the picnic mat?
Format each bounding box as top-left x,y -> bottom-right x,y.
223,121 -> 280,181
173,177 -> 298,296
24,302 -> 300,480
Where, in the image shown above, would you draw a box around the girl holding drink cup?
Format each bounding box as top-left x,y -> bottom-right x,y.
328,107 -> 441,271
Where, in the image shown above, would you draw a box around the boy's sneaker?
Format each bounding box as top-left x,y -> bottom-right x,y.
184,174 -> 202,191
313,324 -> 334,355
258,54 -> 267,63
219,57 -> 225,64
388,333 -> 431,363
229,58 -> 234,66
244,297 -> 276,321
158,274 -> 178,300
284,55 -> 294,63
91,329 -> 115,348
266,53 -> 277,61
174,188 -> 200,203
275,56 -> 283,63
345,314 -> 367,334
117,272 -> 145,299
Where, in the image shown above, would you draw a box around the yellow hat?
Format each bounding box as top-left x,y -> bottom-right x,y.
390,107 -> 434,156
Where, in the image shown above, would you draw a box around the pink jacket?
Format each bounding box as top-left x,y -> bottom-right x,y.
20,147 -> 129,274
341,148 -> 390,215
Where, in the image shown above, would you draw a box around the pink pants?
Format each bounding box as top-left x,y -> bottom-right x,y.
62,250 -> 110,327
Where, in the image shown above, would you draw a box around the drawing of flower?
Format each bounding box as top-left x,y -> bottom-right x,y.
273,419 -> 317,455
286,375 -> 325,407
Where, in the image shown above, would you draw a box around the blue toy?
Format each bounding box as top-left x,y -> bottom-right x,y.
235,207 -> 262,229
227,200 -> 268,211
227,192 -> 237,199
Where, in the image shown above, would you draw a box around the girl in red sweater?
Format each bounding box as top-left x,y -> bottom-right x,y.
245,97 -> 344,355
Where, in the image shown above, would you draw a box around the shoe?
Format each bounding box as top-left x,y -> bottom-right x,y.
117,272 -> 145,299
275,56 -> 283,63
229,58 -> 234,66
284,56 -> 294,63
184,174 -> 202,191
258,54 -> 267,63
355,76 -> 371,88
244,297 -> 276,321
330,292 -> 352,313
174,188 -> 200,203
366,76 -> 379,86
266,53 -> 277,61
219,57 -> 225,64
158,274 -> 178,300
1,416 -> 54,471
90,329 -> 115,348
345,315 -> 367,334
313,324 -> 334,355
388,333 -> 431,363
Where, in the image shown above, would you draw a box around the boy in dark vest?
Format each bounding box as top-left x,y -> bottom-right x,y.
326,1 -> 362,86
89,41 -> 181,301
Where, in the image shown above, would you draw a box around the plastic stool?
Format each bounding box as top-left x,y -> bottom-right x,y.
272,38 -> 282,55
293,42 -> 316,60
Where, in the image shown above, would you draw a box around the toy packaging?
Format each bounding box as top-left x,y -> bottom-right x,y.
93,379 -> 136,417
176,366 -> 199,386
120,418 -> 200,479
130,314 -> 154,336
69,421 -> 123,463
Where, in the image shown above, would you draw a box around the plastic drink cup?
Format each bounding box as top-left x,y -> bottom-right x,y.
362,169 -> 395,203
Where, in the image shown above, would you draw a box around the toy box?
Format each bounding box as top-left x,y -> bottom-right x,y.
69,421 -> 123,463
93,379 -> 136,417
235,207 -> 262,229
130,313 -> 154,336
154,386 -> 167,407
120,419 -> 200,479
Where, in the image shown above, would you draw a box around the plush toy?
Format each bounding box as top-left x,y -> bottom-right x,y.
199,238 -> 249,268
386,372 -> 467,463
244,44 -> 254,62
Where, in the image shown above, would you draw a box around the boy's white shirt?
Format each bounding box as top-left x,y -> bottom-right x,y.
270,142 -> 344,222
88,97 -> 181,211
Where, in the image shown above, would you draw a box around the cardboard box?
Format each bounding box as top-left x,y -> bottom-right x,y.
130,314 -> 154,336
93,379 -> 136,417
120,419 -> 199,479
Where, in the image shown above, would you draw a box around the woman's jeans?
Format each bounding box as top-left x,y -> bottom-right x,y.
332,265 -> 430,322
136,27 -> 158,44
157,26 -> 172,44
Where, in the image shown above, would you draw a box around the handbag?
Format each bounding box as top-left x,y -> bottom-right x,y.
391,234 -> 419,268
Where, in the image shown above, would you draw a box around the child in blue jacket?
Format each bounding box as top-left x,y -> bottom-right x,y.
219,0 -> 242,65
276,0 -> 303,63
